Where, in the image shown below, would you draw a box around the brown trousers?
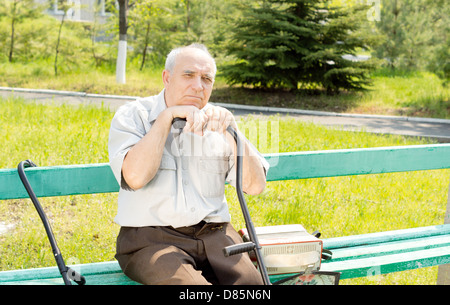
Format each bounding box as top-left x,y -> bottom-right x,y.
115,222 -> 263,285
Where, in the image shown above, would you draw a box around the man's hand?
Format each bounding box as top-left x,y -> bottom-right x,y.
169,105 -> 237,136
204,106 -> 238,134
168,105 -> 208,136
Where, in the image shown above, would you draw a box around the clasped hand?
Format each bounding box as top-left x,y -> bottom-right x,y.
170,105 -> 237,136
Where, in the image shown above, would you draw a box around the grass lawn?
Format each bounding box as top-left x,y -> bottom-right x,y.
1,97 -> 448,285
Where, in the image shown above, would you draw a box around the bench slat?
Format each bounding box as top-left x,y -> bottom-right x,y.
323,224 -> 450,249
0,278 -> 65,285
0,260 -> 135,285
265,143 -> 450,181
1,144 -> 449,200
0,163 -> 119,200
329,235 -> 450,262
321,246 -> 450,279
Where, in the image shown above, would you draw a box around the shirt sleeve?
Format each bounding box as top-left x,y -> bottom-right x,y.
225,133 -> 270,188
108,103 -> 148,189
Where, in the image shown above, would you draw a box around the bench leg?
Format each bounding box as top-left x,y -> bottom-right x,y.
437,178 -> 450,285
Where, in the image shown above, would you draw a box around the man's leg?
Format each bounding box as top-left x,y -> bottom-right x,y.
115,226 -> 211,285
199,223 -> 264,285
115,223 -> 263,285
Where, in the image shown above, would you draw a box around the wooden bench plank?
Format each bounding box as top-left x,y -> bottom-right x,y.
320,225 -> 450,279
323,224 -> 450,250
265,143 -> 450,181
319,225 -> 450,279
0,260 -> 135,285
329,235 -> 450,262
0,263 -> 62,283
0,278 -> 65,285
0,163 -> 119,200
321,246 -> 450,279
1,144 -> 449,200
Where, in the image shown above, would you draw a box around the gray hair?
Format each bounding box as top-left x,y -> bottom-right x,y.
165,43 -> 217,76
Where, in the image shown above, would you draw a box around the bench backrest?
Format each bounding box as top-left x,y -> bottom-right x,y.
1,143 -> 450,200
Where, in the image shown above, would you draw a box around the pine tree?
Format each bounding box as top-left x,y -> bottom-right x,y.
374,0 -> 449,78
0,0 -> 41,63
221,0 -> 376,94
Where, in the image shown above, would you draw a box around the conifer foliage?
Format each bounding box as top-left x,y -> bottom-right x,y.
222,0 -> 375,94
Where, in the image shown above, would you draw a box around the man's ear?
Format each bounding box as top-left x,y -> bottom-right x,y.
162,70 -> 170,87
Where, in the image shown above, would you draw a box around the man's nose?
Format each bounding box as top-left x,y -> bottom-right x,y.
191,76 -> 203,91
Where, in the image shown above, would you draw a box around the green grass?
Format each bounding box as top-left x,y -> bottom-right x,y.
0,61 -> 448,119
0,97 -> 448,285
0,61 -> 164,98
357,69 -> 450,118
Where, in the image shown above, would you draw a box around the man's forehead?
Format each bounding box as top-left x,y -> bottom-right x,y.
178,58 -> 214,72
175,49 -> 215,75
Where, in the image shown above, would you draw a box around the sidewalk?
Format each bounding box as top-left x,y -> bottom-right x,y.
1,86 -> 449,143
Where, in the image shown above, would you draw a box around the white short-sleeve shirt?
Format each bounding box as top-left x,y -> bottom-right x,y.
108,90 -> 269,228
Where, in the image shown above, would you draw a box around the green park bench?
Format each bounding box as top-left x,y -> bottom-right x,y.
0,143 -> 449,285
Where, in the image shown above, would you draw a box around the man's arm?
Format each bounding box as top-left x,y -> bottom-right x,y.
205,106 -> 267,195
122,105 -> 207,190
226,131 -> 267,195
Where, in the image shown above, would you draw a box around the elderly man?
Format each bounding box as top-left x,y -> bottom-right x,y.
108,43 -> 269,285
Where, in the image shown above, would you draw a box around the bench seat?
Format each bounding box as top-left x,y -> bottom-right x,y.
2,224 -> 449,285
320,224 -> 450,279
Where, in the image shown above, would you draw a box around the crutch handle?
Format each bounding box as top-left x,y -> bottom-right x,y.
172,117 -> 187,129
223,242 -> 256,257
66,267 -> 86,285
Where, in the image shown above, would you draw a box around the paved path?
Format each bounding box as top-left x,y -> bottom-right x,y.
1,87 -> 449,142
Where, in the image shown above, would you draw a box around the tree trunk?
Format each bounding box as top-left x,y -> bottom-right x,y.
54,11 -> 67,76
8,0 -> 17,63
116,0 -> 128,84
186,0 -> 191,30
140,23 -> 151,71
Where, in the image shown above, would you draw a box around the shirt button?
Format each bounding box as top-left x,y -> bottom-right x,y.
183,180 -> 189,185
191,207 -> 196,212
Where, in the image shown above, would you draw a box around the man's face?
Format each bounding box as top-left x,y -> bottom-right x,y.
163,48 -> 215,109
